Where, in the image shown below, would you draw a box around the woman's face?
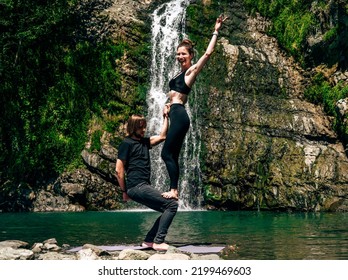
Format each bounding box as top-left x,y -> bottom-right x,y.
176,46 -> 192,68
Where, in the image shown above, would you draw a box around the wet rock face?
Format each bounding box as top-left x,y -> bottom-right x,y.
197,3 -> 348,212
336,97 -> 348,154
74,0 -> 153,42
31,168 -> 125,212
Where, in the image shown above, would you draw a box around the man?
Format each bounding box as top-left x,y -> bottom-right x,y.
115,110 -> 177,251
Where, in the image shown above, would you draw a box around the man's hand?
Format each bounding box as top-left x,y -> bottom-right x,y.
163,103 -> 171,117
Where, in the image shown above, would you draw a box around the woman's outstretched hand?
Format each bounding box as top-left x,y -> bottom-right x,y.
214,13 -> 228,31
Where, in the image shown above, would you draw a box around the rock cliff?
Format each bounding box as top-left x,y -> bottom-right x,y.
30,0 -> 348,212
189,0 -> 348,211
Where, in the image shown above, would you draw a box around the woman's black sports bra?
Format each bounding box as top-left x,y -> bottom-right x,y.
169,70 -> 191,95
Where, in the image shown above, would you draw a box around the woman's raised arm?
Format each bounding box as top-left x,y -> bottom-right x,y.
186,14 -> 228,80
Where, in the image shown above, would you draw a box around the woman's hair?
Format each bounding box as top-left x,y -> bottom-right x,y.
177,39 -> 194,57
126,115 -> 147,137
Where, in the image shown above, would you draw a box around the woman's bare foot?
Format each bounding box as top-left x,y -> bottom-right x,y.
152,242 -> 169,251
161,189 -> 178,200
141,242 -> 153,248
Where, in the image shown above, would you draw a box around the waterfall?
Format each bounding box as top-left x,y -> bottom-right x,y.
146,0 -> 203,209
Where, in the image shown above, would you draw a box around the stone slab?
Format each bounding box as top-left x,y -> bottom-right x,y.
177,245 -> 225,254
68,244 -> 225,254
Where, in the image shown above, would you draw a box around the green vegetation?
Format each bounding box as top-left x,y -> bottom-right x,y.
0,0 -> 148,185
244,0 -> 314,64
90,130 -> 103,152
243,0 -> 348,143
305,73 -> 348,127
243,0 -> 347,69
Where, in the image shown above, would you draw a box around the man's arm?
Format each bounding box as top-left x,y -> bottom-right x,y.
115,159 -> 130,201
150,112 -> 169,147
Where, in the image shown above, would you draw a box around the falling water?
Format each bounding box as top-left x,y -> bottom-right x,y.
146,0 -> 203,209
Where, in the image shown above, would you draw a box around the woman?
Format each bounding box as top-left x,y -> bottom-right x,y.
161,14 -> 228,200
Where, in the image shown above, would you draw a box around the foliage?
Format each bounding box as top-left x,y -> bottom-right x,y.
304,73 -> 348,126
90,130 -> 103,152
0,0 -> 146,185
243,0 -> 348,70
304,73 -> 348,149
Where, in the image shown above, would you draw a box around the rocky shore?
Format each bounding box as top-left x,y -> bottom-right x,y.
0,239 -> 237,260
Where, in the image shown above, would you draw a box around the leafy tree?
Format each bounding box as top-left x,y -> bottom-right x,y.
0,0 -> 136,185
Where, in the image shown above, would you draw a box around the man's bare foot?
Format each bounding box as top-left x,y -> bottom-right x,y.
161,189 -> 178,200
141,242 -> 153,248
153,242 -> 169,251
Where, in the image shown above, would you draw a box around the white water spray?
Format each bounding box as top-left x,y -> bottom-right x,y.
147,0 -> 203,209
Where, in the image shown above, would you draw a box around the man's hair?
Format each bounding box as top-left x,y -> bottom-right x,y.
126,115 -> 147,137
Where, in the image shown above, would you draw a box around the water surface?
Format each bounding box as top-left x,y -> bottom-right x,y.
1,210 -> 347,259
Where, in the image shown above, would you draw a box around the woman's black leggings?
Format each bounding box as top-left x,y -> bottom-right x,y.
161,104 -> 190,189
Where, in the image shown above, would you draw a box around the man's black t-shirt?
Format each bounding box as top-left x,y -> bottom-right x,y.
117,137 -> 151,189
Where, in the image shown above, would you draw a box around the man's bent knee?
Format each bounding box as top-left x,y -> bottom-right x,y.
168,199 -> 179,212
